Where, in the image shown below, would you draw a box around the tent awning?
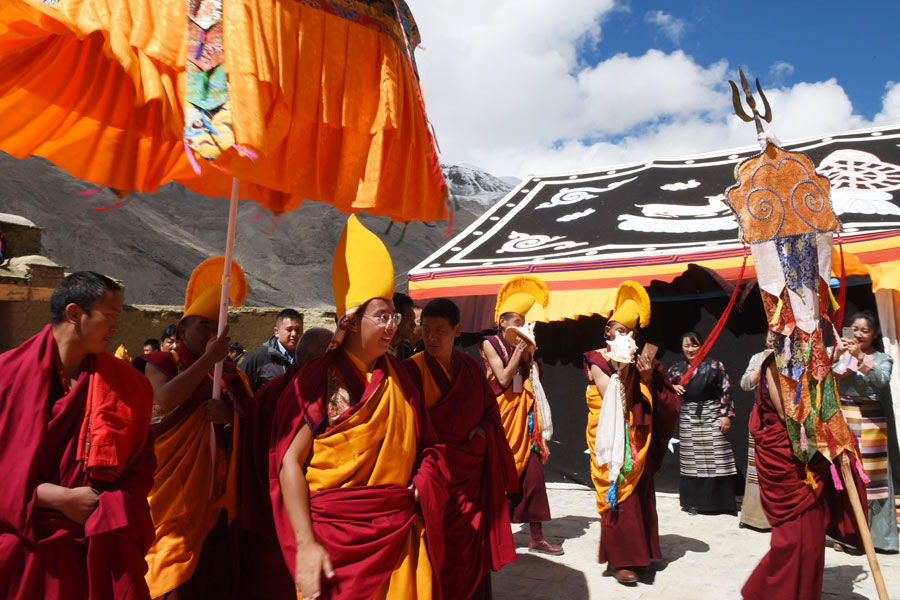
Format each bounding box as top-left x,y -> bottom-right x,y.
410,125 -> 900,331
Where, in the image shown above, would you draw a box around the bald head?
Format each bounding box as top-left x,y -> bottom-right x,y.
294,327 -> 334,367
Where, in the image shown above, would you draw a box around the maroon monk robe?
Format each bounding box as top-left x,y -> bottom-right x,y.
585,352 -> 680,569
403,350 -> 519,599
237,366 -> 298,600
742,356 -> 866,600
0,325 -> 156,600
134,341 -> 252,600
269,351 -> 449,600
134,340 -> 251,441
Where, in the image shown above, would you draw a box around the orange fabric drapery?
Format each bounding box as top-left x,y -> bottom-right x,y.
0,0 -> 447,221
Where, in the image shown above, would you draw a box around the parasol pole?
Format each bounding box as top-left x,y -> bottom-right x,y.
212,177 -> 239,399
838,453 -> 888,600
208,177 -> 240,497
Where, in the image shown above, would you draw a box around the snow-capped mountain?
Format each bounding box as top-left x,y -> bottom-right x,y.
442,163 -> 515,210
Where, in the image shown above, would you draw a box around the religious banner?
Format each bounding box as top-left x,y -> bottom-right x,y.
725,142 -> 857,466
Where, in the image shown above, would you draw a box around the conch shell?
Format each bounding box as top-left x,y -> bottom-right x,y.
602,331 -> 638,364
503,321 -> 537,349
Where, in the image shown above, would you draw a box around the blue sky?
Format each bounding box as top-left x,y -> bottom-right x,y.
410,1 -> 900,178
590,2 -> 899,119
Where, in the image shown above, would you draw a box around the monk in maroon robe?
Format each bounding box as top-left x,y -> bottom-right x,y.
272,215 -> 449,599
742,356 -> 866,600
237,328 -> 332,600
0,272 -> 156,600
403,298 -> 519,599
581,281 -> 680,585
134,327 -> 251,599
271,309 -> 449,599
584,349 -> 679,582
237,367 -> 297,600
271,344 -> 449,599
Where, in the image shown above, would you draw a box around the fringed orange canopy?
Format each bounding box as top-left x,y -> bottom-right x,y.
0,0 -> 447,221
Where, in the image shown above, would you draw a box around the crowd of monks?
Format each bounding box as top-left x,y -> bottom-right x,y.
0,215 -> 867,600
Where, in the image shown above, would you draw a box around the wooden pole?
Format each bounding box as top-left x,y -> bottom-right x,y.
838,452 -> 888,600
207,177 -> 239,498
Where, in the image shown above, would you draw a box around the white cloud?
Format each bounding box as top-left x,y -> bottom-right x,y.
644,10 -> 686,44
409,1 -> 900,180
875,81 -> 900,123
769,60 -> 795,80
576,51 -> 728,135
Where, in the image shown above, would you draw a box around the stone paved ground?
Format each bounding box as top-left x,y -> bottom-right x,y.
492,486 -> 899,599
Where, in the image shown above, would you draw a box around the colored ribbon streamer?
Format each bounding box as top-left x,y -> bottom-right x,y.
679,250 -> 749,386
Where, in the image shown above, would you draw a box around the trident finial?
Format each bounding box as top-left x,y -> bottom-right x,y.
729,67 -> 772,138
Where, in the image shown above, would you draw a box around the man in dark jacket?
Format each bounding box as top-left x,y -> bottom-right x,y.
242,309 -> 304,393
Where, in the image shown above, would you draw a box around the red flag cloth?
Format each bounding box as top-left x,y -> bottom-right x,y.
269,351 -> 449,600
404,350 -> 519,599
742,356 -> 866,600
0,325 -> 156,600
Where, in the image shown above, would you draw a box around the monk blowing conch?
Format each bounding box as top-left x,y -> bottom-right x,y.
403,298 -> 520,599
270,215 -> 449,600
480,275 -> 562,555
583,280 -> 680,586
741,354 -> 867,599
0,271 -> 156,599
133,258 -> 252,599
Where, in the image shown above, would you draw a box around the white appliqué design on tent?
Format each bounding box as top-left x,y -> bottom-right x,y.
660,179 -> 702,191
535,178 -> 637,209
496,231 -> 589,253
557,208 -> 596,222
615,149 -> 900,235
618,193 -> 739,233
817,149 -> 900,216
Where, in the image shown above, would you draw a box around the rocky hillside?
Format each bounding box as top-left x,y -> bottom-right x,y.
0,153 -> 511,307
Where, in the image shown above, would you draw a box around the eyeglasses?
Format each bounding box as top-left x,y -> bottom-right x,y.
363,312 -> 402,327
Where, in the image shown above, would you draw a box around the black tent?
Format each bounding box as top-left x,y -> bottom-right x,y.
410,125 -> 900,491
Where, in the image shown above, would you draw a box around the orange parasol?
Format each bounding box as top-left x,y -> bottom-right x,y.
0,0 -> 448,492
0,0 -> 447,221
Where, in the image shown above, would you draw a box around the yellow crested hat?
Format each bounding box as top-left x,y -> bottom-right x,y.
332,215 -> 395,319
114,344 -> 131,363
181,257 -> 247,323
495,275 -> 549,323
608,280 -> 650,329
